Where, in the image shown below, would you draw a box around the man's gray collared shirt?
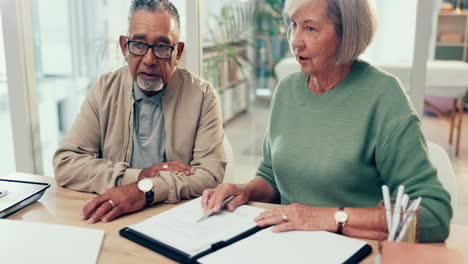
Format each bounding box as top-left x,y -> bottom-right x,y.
130,82 -> 166,169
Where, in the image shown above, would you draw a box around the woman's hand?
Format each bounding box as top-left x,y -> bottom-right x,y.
201,183 -> 250,213
255,204 -> 388,240
254,203 -> 337,232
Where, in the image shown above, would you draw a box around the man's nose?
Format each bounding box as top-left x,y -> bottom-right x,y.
142,48 -> 157,65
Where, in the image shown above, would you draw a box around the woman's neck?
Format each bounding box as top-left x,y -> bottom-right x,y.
308,62 -> 353,94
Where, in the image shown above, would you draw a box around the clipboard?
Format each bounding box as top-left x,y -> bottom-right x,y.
0,179 -> 50,218
119,198 -> 372,264
197,228 -> 373,264
120,224 -> 264,264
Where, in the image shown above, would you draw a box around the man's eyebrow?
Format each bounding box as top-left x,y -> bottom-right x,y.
130,34 -> 146,40
129,35 -> 173,45
156,36 -> 172,45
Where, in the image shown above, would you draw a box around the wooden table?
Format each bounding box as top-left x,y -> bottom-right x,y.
3,173 -> 467,263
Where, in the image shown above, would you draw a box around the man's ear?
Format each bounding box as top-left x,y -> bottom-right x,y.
175,41 -> 185,60
119,35 -> 128,57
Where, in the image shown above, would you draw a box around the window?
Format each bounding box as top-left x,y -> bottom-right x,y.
200,0 -> 256,123
0,14 -> 16,176
30,0 -> 130,176
29,0 -> 187,176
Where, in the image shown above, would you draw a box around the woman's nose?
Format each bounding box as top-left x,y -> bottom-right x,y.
290,31 -> 305,52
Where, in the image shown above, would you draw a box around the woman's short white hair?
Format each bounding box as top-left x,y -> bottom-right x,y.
284,0 -> 376,64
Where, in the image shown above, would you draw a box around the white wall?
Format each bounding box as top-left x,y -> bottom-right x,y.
362,0 -> 418,64
362,0 -> 438,116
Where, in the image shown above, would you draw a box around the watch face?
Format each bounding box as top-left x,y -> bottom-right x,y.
138,178 -> 153,192
335,211 -> 348,223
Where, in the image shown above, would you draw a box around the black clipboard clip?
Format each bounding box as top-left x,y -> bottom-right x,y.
0,188 -> 8,198
210,241 -> 227,251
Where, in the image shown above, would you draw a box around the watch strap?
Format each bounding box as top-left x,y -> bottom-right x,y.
144,189 -> 154,206
337,207 -> 345,234
138,178 -> 155,206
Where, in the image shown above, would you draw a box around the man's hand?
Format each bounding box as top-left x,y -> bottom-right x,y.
81,183 -> 146,224
139,160 -> 195,180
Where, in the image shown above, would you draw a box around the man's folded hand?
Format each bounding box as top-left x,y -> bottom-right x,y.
138,160 -> 195,180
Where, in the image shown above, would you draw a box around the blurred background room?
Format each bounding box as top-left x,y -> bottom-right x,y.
0,0 -> 466,224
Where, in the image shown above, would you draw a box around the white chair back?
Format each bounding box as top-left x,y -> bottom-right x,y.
274,56 -> 300,82
426,141 -> 457,211
223,136 -> 235,182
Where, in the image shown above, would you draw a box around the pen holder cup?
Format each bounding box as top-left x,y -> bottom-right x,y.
378,199 -> 420,243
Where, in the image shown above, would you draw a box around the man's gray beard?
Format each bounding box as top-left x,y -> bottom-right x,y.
136,76 -> 163,92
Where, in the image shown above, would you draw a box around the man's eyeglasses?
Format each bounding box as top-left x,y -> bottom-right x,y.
127,40 -> 178,59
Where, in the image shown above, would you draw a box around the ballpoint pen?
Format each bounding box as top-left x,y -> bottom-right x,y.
389,185 -> 405,241
396,197 -> 422,242
382,185 -> 392,235
401,198 -> 419,224
196,195 -> 235,223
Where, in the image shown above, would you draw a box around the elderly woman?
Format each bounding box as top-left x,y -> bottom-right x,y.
202,0 -> 452,242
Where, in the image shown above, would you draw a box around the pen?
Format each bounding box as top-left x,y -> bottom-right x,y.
396,197 -> 422,242
382,185 -> 392,235
399,197 -> 420,230
196,195 -> 235,223
388,185 -> 405,241
400,194 -> 409,214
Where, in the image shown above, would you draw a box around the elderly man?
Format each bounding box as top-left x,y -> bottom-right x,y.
53,0 -> 225,224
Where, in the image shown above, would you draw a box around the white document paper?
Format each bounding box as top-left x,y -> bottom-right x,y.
0,219 -> 104,264
129,197 -> 265,257
198,227 -> 369,264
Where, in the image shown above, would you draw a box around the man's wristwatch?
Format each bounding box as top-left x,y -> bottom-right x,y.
137,178 -> 154,206
334,207 -> 348,235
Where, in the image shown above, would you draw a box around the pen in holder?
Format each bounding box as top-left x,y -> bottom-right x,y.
379,198 -> 420,243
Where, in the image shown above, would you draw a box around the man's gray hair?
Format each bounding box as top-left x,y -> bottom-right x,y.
129,0 -> 180,31
284,0 -> 376,64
